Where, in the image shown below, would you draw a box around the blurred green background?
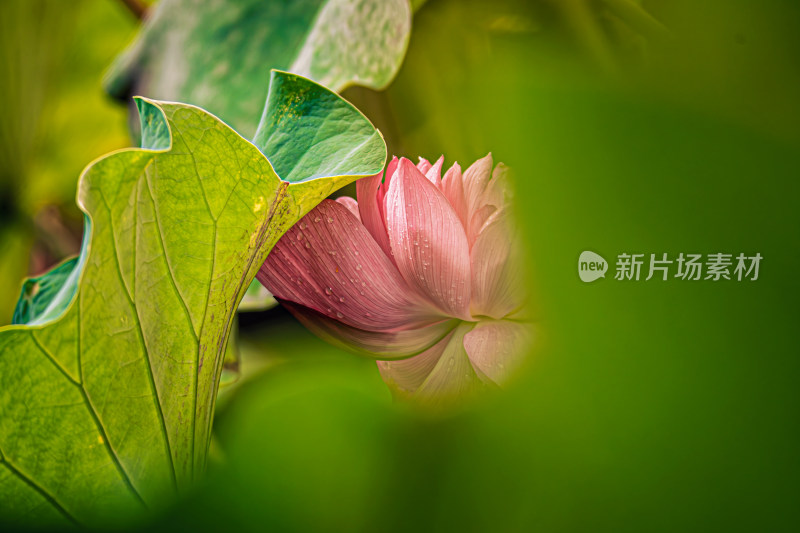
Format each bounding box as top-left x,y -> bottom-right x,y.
2,0 -> 799,531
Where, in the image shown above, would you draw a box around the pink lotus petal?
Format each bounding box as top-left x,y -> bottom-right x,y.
257,199 -> 435,331
283,300 -> 458,359
469,209 -> 522,319
378,156 -> 399,229
424,155 -> 445,186
384,158 -> 472,320
468,204 -> 498,248
463,320 -> 532,385
335,196 -> 360,221
376,156 -> 399,212
460,153 -> 495,242
414,323 -> 483,403
441,161 -> 468,230
463,153 -> 494,210
377,322 -> 480,401
467,163 -> 511,243
356,165 -> 393,259
377,335 -> 448,397
416,157 -> 432,174
485,162 -> 511,209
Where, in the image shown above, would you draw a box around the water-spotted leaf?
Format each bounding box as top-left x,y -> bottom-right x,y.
106,0 -> 412,138
0,70 -> 385,527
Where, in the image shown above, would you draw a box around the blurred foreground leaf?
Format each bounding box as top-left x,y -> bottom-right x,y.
0,70 -> 385,527
106,0 -> 412,138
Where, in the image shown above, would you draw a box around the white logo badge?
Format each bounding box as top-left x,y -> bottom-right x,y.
579,251 -> 608,282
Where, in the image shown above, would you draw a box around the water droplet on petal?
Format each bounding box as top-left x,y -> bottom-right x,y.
335,311 -> 344,318
324,287 -> 333,295
314,216 -> 321,223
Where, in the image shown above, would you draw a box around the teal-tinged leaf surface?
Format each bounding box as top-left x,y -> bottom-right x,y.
253,70 -> 386,182
11,254 -> 79,326
105,0 -> 411,138
0,70 -> 385,527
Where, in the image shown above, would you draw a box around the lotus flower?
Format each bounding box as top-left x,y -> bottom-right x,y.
257,154 -> 530,403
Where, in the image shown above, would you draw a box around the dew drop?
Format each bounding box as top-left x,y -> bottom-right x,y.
338,296 -> 345,303
305,242 -> 311,248
296,233 -> 303,240
324,287 -> 333,295
326,216 -> 334,224
314,216 -> 321,223
336,311 -> 344,318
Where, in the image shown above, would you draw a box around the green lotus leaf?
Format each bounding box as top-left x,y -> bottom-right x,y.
106,0 -> 412,138
0,70 -> 385,527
